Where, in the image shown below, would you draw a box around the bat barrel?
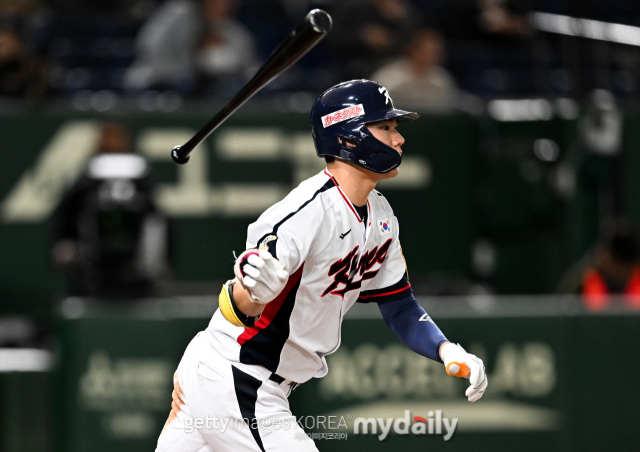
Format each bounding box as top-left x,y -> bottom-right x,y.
171,9 -> 332,164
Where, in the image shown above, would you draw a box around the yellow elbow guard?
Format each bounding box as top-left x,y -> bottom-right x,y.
219,280 -> 260,328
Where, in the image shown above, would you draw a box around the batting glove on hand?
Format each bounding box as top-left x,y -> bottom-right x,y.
440,342 -> 488,402
234,249 -> 289,304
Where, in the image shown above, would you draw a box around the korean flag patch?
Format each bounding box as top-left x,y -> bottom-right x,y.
379,220 -> 391,234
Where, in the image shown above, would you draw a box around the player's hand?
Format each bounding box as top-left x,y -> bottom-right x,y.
440,343 -> 488,402
234,249 -> 289,304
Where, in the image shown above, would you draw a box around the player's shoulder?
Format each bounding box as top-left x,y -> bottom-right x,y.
369,188 -> 395,216
285,170 -> 340,211
257,170 -> 337,224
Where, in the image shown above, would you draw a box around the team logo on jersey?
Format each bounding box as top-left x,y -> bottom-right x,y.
322,238 -> 392,298
259,235 -> 277,252
379,220 -> 391,234
321,104 -> 365,128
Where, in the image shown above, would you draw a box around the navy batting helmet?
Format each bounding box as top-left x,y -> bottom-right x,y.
310,80 -> 419,173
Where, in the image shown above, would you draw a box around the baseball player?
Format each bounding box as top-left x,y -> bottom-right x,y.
156,80 -> 488,452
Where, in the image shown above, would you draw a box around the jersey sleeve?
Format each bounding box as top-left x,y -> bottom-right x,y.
357,214 -> 413,304
245,187 -> 326,275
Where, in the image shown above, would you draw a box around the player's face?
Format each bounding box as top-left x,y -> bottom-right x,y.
366,119 -> 405,154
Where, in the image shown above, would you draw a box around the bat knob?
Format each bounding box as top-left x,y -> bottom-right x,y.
171,145 -> 190,164
308,9 -> 332,33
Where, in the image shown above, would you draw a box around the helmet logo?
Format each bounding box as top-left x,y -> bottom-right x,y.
321,104 -> 365,128
378,87 -> 392,105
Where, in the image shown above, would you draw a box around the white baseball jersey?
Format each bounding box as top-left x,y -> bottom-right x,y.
206,168 -> 411,383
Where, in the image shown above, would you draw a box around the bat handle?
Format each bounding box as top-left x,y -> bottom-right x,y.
446,361 -> 471,378
171,145 -> 191,164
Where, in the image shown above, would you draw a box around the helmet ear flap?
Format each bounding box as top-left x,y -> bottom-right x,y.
337,135 -> 357,148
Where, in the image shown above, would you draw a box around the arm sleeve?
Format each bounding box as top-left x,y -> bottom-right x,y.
377,294 -> 448,363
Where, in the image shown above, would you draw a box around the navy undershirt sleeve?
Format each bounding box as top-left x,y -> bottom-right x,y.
377,295 -> 448,363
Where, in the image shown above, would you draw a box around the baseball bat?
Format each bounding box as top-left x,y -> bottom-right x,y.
171,9 -> 333,164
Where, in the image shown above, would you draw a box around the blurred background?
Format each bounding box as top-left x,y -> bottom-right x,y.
1,0 -> 639,451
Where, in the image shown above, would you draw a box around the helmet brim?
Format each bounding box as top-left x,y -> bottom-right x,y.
366,108 -> 419,124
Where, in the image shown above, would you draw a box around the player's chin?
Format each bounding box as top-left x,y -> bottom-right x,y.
380,168 -> 399,180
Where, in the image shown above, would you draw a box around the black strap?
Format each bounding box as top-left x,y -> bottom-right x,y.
269,373 -> 299,390
268,373 -> 286,384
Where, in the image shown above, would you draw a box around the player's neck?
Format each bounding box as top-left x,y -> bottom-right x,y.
326,162 -> 376,206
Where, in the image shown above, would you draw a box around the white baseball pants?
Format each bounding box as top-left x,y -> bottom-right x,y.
155,332 -> 318,452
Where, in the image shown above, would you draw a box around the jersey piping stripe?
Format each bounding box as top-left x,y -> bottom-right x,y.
323,169 -> 363,223
238,265 -> 304,372
358,284 -> 411,299
357,273 -> 412,304
255,178 -> 336,253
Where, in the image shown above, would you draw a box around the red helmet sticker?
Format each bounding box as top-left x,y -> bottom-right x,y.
321,104 -> 365,128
